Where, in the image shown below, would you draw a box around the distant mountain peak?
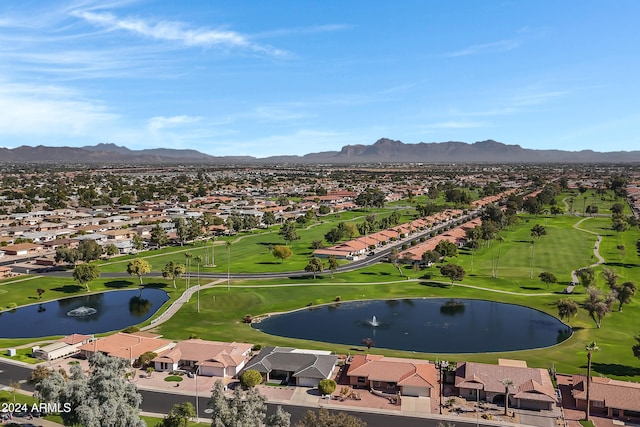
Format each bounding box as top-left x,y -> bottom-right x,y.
1,139 -> 639,164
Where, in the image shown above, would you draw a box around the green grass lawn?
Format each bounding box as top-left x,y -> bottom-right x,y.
3,204 -> 640,381
141,415 -> 209,427
558,190 -> 630,215
154,277 -> 640,379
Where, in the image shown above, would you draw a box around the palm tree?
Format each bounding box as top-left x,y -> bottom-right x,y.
210,236 -> 216,267
529,240 -> 535,279
493,236 -> 504,278
226,241 -> 232,291
194,255 -> 203,286
502,378 -> 513,416
557,298 -> 578,325
585,341 -> 600,421
184,251 -> 192,289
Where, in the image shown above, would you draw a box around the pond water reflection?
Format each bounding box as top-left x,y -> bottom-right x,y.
0,288 -> 169,338
253,298 -> 571,353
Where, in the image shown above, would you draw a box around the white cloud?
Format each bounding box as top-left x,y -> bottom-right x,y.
425,120 -> 489,129
0,80 -> 117,136
445,39 -> 521,57
72,10 -> 287,56
148,115 -> 202,132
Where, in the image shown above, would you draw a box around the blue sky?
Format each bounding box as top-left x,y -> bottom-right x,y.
1,1 -> 638,157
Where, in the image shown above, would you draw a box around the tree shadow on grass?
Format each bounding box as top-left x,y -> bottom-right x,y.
257,261 -> 279,265
256,241 -> 285,247
142,282 -> 168,289
521,286 -> 543,291
420,281 -> 449,289
603,262 -> 640,269
51,285 -> 83,293
105,280 -> 134,289
586,363 -> 640,377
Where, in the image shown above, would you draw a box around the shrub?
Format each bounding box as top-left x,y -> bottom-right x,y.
334,296 -> 341,302
7,302 -> 17,309
318,379 -> 337,395
251,344 -> 262,351
122,326 -> 140,333
243,314 -> 253,324
240,369 -> 263,388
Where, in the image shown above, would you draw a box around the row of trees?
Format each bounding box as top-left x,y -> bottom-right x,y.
557,269 -> 636,329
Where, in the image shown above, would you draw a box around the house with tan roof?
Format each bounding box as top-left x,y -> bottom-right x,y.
78,332 -> 174,365
455,359 -> 557,411
152,339 -> 252,378
571,374 -> 640,418
347,354 -> 438,397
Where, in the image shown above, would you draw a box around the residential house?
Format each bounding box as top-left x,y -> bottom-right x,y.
78,332 -> 174,365
455,359 -> 557,411
241,346 -> 338,387
152,339 -> 253,378
571,374 -> 640,418
347,354 -> 438,397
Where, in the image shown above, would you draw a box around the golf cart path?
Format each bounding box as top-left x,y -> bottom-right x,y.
141,278 -> 225,331
570,217 -> 604,283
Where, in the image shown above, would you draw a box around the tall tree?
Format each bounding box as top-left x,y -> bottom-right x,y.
601,268 -> 619,289
439,264 -> 465,286
557,298 -> 578,325
174,218 -> 188,246
539,272 -> 557,289
435,240 -> 457,259
159,402 -> 196,427
72,263 -> 100,292
585,341 -> 600,421
55,245 -> 80,266
633,334 -> 640,361
584,287 -> 612,328
162,261 -> 186,288
615,281 -> 636,311
132,234 -> 144,251
150,225 -> 169,247
279,221 -> 299,246
304,257 -> 323,279
194,255 -> 203,286
576,268 -> 596,287
272,245 -> 293,263
207,380 -> 283,427
184,251 -> 193,288
328,255 -> 339,278
267,406 -> 291,427
297,408 -> 366,427
78,239 -> 103,262
502,378 -> 513,416
35,353 -> 146,427
127,258 -> 151,285
388,248 -> 403,276
226,241 -> 232,291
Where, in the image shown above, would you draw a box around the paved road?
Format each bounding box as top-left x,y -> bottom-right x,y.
33,210 -> 480,282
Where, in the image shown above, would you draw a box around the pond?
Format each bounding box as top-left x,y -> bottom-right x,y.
252,298 -> 572,353
0,288 -> 170,338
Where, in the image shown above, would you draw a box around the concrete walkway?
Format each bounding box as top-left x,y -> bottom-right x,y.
142,278 -> 225,331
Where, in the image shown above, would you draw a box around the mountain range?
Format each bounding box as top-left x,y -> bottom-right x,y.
1,139 -> 639,164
